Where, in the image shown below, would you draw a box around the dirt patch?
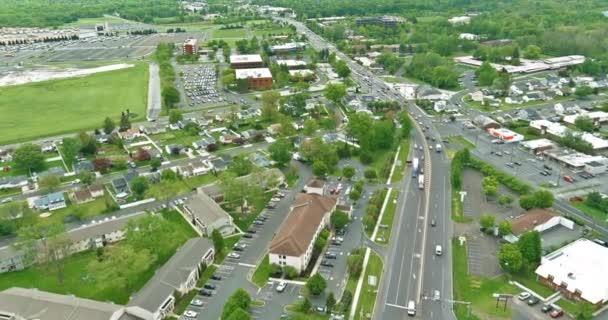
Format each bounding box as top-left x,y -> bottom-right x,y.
0,63 -> 134,86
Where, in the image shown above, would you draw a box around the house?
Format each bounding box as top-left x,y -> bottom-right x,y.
505,96 -> 524,105
235,68 -> 273,90
473,115 -> 500,129
0,287 -> 154,320
250,153 -> 271,167
229,54 -> 264,69
0,175 -> 28,190
304,179 -> 325,195
72,188 -> 94,204
219,133 -> 239,144
459,33 -> 479,41
241,129 -> 260,141
535,238 -> 608,307
179,159 -> 211,177
503,209 -> 574,243
128,238 -> 214,320
417,86 -> 446,101
530,120 -> 568,138
268,193 -> 337,273
165,144 -> 184,155
119,128 -> 141,141
111,177 -> 129,194
68,212 -> 145,253
209,155 -> 231,172
192,137 -> 216,150
470,91 -> 484,102
563,111 -> 608,126
40,141 -> 56,153
183,38 -> 198,55
33,192 -> 66,211
523,91 -> 545,102
433,100 -> 459,113
94,134 -> 110,144
183,192 -> 235,236
74,160 -> 94,174
267,123 -> 282,136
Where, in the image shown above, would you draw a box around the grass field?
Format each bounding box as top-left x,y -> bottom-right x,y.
213,28 -> 247,38
390,139 -> 411,183
447,135 -> 476,149
0,63 -> 148,145
376,189 -> 397,243
64,16 -> 134,27
571,202 -> 607,224
251,254 -> 271,287
252,27 -> 293,37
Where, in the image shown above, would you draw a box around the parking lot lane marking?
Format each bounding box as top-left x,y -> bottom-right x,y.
238,262 -> 256,268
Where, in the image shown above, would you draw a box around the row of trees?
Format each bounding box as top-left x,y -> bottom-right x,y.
155,43 -> 180,110
498,230 -> 542,274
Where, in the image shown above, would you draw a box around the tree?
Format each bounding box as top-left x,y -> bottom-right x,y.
342,166 -> 355,180
16,222 -> 69,282
169,109 -> 183,124
300,297 -> 312,313
303,119 -> 318,136
498,220 -> 512,236
498,243 -> 523,273
331,210 -> 349,230
324,83 -> 346,104
92,158 -> 112,173
78,170 -> 95,185
475,61 -> 498,86
575,85 -> 594,98
221,72 -> 236,88
61,138 -> 81,167
130,176 -> 149,199
161,169 -> 177,181
306,273 -> 327,295
492,73 -> 512,95
225,308 -> 250,320
335,60 -> 351,78
119,112 -> 131,131
222,289 -> 251,320
523,45 -> 541,59
39,175 -> 60,192
211,229 -> 224,254
312,161 -> 328,177
162,86 -> 180,108
517,230 -> 542,264
134,148 -> 151,162
576,302 -> 595,320
103,117 -> 116,134
326,293 -> 336,313
497,195 -> 513,207
88,245 -> 156,291
13,144 -> 45,172
347,251 -> 365,277
519,194 -> 536,210
479,213 -> 495,231
533,189 -> 554,208
574,115 -> 595,132
78,132 -> 97,155
229,155 -> 253,176
261,90 -> 281,121
364,168 -> 377,180
268,140 -> 293,167
481,176 -> 498,197
150,158 -> 162,171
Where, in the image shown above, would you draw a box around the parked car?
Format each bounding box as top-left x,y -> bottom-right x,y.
543,165 -> 552,171
203,284 -> 216,290
246,229 -> 257,234
540,171 -> 549,176
183,310 -> 198,317
320,260 -> 334,267
199,289 -> 212,296
315,306 -> 326,313
563,175 -> 574,183
527,296 -> 540,306
190,299 -> 204,306
518,292 -> 531,300
514,161 -> 522,166
325,252 -> 337,259
276,281 -> 287,292
253,220 -> 264,226
243,234 -> 254,239
541,304 -> 553,313
550,309 -> 564,318
233,246 -> 244,252
210,274 -> 222,280
227,252 -> 241,259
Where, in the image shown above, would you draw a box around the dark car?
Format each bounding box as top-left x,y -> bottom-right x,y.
324,252 -> 337,259
527,296 -> 540,306
540,171 -> 549,176
541,304 -> 553,313
199,290 -> 212,296
203,284 -> 216,290
320,260 -> 334,267
246,229 -> 257,234
210,274 -> 222,280
543,165 -> 552,171
550,309 -> 564,318
243,234 -> 254,239
233,246 -> 244,252
514,161 -> 522,166
253,220 -> 264,226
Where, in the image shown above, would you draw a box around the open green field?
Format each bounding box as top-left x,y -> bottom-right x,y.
376,189 -> 397,243
390,139 -> 411,183
158,22 -> 215,32
63,16 -> 134,27
213,28 -> 246,38
0,63 -> 148,145
571,201 -> 607,224
252,27 -> 293,37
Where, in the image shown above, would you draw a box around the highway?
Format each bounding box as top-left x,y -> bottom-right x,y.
277,17 -> 455,320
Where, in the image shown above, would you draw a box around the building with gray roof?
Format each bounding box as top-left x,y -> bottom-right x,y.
183,191 -> 234,236
128,237 -> 214,320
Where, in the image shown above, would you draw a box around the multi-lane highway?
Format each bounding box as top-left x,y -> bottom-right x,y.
277,17 -> 455,320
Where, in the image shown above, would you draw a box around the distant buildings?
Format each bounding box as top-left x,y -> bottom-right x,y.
355,16 -> 404,27
270,42 -> 306,54
269,193 -> 337,273
230,54 -> 264,69
0,27 -> 79,46
235,68 -> 273,90
448,16 -> 471,25
454,55 -> 586,74
183,38 -> 198,55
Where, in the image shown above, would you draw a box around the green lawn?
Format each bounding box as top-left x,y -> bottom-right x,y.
390,139 -> 411,183
174,265 -> 218,315
452,238 -> 518,319
145,174 -> 217,200
213,28 -> 246,38
215,235 -> 241,263
0,63 -> 148,145
251,254 -> 271,287
354,251 -> 383,320
252,27 -> 293,37
571,202 -> 607,224
511,272 -> 554,298
368,148 -> 394,181
375,189 -> 397,244
447,135 -> 476,149
555,298 -> 578,316
452,190 -> 472,223
46,194 -> 114,225
226,192 -> 272,230
0,210 -> 195,304
63,16 -> 134,27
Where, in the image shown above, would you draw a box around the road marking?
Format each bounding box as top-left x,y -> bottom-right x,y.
385,303 -> 409,310
238,262 -> 256,268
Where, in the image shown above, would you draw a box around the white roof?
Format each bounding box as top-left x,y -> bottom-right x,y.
536,238 -> 608,304
229,54 -> 263,64
184,38 -> 197,46
276,59 -> 307,67
529,120 -> 568,137
270,42 -> 306,51
454,55 -> 585,74
579,132 -> 608,150
235,68 -> 272,79
563,111 -> 608,124
288,69 -> 314,77
520,139 -> 555,150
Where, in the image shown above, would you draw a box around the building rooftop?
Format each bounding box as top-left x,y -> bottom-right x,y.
536,238 -> 608,304
235,68 -> 272,79
276,59 -> 307,67
510,209 -> 556,235
183,192 -> 231,226
229,54 -> 263,64
269,194 -> 336,257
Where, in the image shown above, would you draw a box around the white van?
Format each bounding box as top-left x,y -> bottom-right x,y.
407,300 -> 416,316
435,245 -> 443,256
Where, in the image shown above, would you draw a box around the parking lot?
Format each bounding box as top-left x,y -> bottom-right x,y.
178,64 -> 224,107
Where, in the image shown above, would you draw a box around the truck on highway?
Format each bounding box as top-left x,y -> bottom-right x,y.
412,157 -> 419,178
436,143 -> 442,153
418,174 -> 424,189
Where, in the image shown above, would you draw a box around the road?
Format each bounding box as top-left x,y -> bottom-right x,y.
277,17 -> 455,320
146,62 -> 162,121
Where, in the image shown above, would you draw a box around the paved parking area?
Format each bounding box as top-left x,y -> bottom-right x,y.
466,233 -> 501,277
179,64 -> 224,107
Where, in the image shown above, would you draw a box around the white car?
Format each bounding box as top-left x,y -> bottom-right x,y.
183,310 -> 198,317
228,252 -> 241,259
518,292 -> 531,300
190,299 -> 204,306
276,281 -> 287,292
435,245 -> 442,256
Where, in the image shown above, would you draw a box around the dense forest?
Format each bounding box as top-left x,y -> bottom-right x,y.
0,0 -> 182,26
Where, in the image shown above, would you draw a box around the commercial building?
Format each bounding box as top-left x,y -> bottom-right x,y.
235,68 -> 273,90
355,16 -> 403,27
454,55 -> 585,74
487,128 -> 524,143
448,16 -> 471,25
473,115 -> 500,129
276,59 -> 307,69
520,139 -> 555,154
183,38 -> 198,55
535,238 -> 608,307
530,120 -> 568,137
584,161 -> 607,175
503,209 -> 574,243
183,191 -> 235,236
0,287 -> 154,320
563,111 -> 608,126
270,42 -> 307,54
269,193 -> 337,273
229,54 -> 264,69
543,149 -> 607,169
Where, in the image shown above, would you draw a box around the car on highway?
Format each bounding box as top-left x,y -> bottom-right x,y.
435,245 -> 442,256
407,300 -> 416,316
227,252 -> 241,259
183,310 -> 198,317
276,281 -> 287,292
430,218 -> 436,227
518,292 -> 531,300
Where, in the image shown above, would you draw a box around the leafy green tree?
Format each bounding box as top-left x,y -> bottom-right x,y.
324,83 -> 347,104
364,168 -> 377,180
222,288 -> 251,320
519,195 -> 536,210
39,175 -> 60,192
335,60 -> 351,78
268,140 -> 293,167
119,112 -> 131,131
211,229 -> 224,254
161,169 -> 177,181
261,90 -> 281,121
517,231 -> 542,264
533,189 -> 554,208
88,245 -> 156,291
575,85 -> 593,98
78,132 -> 98,155
306,273 -> 327,295
342,166 -> 355,180
78,170 -> 95,185
312,161 -> 328,177
498,220 -> 512,236
576,302 -> 595,320
284,266 -> 298,279
300,297 -> 312,312
523,45 -> 541,59
475,61 -> 498,86
479,213 -> 495,230
61,138 -> 81,167
482,176 -> 498,197
331,210 -> 349,230
229,155 -> 253,176
574,115 -> 595,132
326,293 -> 336,313
349,188 -> 361,202
225,308 -> 250,320
498,243 -> 523,273
169,110 -> 182,124
303,119 -> 319,136
14,144 -> 45,173
130,176 -> 149,199
162,86 -> 180,108
150,158 -> 162,171
103,117 -> 116,134
347,252 -> 365,276
497,195 -> 513,207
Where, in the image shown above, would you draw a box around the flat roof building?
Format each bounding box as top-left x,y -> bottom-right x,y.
235,68 -> 273,90
183,38 -> 198,55
270,42 -> 307,54
229,54 -> 264,69
454,55 -> 585,74
520,139 -> 555,154
535,238 -> 608,306
355,16 -> 403,27
276,59 -> 307,69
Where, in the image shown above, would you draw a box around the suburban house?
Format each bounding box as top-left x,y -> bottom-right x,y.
304,179 -> 326,195
182,192 -> 235,236
0,287 -> 154,320
0,175 -> 28,190
119,128 -> 141,141
473,115 -> 500,129
535,238 -> 608,308
71,185 -> 105,204
32,192 -> 66,211
128,237 -> 214,320
74,160 -> 94,174
201,168 -> 285,202
235,68 -> 273,90
229,54 -> 264,69
268,193 -> 337,273
111,177 -> 130,195
250,153 -> 271,167
139,123 -> 167,135
503,209 -> 574,243
179,159 -> 212,177
209,155 -> 231,172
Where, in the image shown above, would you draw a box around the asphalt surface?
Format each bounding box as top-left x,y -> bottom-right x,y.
146,62 -> 162,121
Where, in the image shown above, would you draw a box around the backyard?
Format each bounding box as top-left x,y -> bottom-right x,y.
0,62 -> 148,145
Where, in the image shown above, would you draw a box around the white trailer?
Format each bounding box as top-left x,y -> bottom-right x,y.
418,174 -> 424,189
